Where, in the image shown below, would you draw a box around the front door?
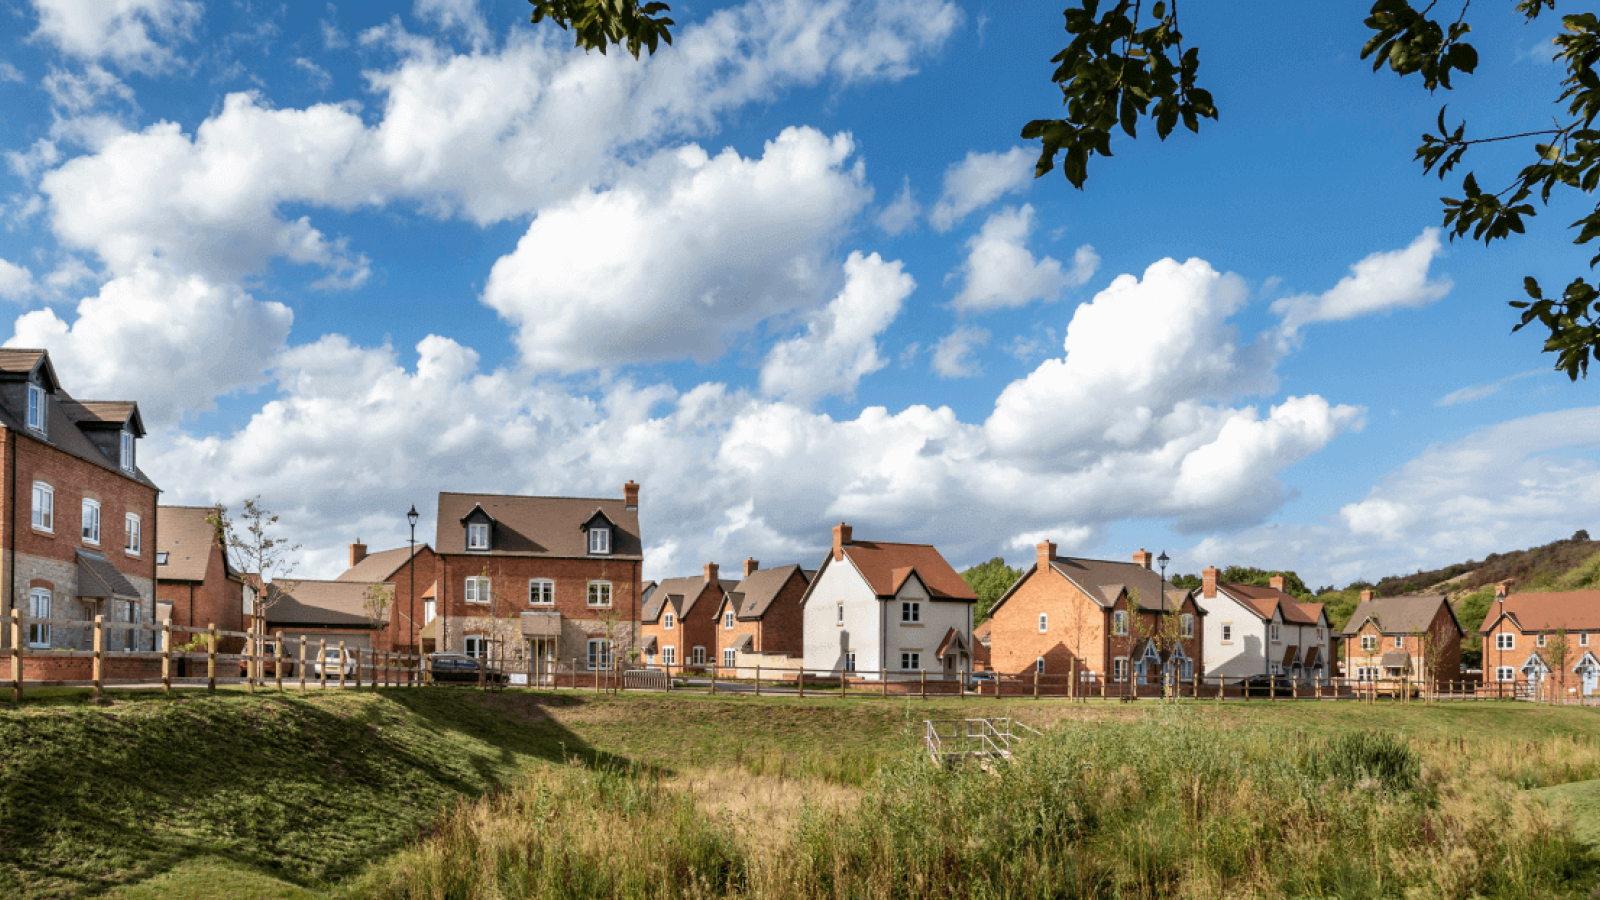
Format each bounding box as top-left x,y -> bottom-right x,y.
1585,666 -> 1598,696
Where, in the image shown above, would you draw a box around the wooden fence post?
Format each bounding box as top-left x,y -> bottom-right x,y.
319,639 -> 327,690
755,663 -> 761,697
92,614 -> 104,703
1033,667 -> 1039,699
881,668 -> 888,698
298,639 -> 307,692
710,664 -> 717,695
354,647 -> 363,690
10,610 -> 22,704
161,620 -> 172,694
921,668 -> 926,699
207,624 -> 217,693
338,641 -> 347,690
841,666 -> 847,698
274,631 -> 285,692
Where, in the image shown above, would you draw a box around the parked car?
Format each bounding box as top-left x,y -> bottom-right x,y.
1242,674 -> 1295,697
428,652 -> 508,685
313,646 -> 357,679
238,640 -> 295,678
966,671 -> 997,689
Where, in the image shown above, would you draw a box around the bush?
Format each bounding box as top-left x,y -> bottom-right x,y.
1313,729 -> 1422,794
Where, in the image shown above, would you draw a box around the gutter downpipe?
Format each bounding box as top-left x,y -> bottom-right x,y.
7,428 -> 14,631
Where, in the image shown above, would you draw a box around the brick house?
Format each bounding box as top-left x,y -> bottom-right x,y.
713,558 -> 810,670
155,505 -> 245,649
265,580 -> 394,659
0,350 -> 158,661
1195,568 -> 1331,682
986,544 -> 1202,691
431,483 -> 643,680
1339,591 -> 1463,685
1480,583 -> 1600,697
800,523 -> 977,680
336,540 -> 438,655
640,563 -> 732,670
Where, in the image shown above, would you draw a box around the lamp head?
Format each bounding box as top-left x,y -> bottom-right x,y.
1157,550 -> 1170,568
407,505 -> 419,527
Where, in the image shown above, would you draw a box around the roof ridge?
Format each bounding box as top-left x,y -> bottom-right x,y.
438,490 -> 625,502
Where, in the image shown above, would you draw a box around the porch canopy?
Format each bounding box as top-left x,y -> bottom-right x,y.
520,611 -> 562,638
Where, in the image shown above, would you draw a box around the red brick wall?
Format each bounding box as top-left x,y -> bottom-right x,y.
755,570 -> 807,656
18,655 -> 161,682
376,545 -> 437,654
989,566 -> 1108,677
1344,610 -> 1461,683
643,580 -> 719,667
156,538 -> 244,640
435,553 -> 642,645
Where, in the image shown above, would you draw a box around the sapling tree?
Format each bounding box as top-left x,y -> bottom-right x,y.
1546,626 -> 1572,705
208,498 -> 299,679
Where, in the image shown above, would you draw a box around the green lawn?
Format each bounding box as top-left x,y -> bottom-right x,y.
2,687 -> 1597,898
1537,778 -> 1600,851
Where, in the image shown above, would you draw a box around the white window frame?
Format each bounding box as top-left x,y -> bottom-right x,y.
424,599 -> 436,623
588,527 -> 611,555
1035,657 -> 1045,674
587,581 -> 612,607
691,645 -> 706,666
466,522 -> 489,551
464,636 -> 487,659
837,604 -> 844,625
1496,666 -> 1516,682
1180,613 -> 1194,639
464,576 -> 490,604
662,646 -> 677,666
1181,658 -> 1194,680
664,611 -> 675,630
1538,633 -> 1548,648
722,647 -> 736,669
1112,610 -> 1128,636
1496,633 -> 1515,650
1220,623 -> 1232,643
588,638 -> 612,670
81,498 -> 100,545
844,650 -> 856,672
1270,623 -> 1281,643
26,588 -> 50,648
901,601 -> 920,623
31,482 -> 52,533
1113,657 -> 1129,682
1584,633 -> 1592,648
1038,613 -> 1048,633
528,578 -> 554,605
901,651 -> 920,671
1361,634 -> 1378,652
125,513 -> 141,555
724,610 -> 734,630
1394,635 -> 1403,649
120,429 -> 135,472
26,383 -> 45,435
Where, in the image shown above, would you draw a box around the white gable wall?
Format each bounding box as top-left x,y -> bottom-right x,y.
1196,589 -> 1268,678
803,558 -> 883,674
889,575 -> 970,678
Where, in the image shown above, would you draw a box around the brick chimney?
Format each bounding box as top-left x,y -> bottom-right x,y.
1269,575 -> 1286,592
744,557 -> 760,577
1133,548 -> 1153,570
1202,565 -> 1218,599
1360,589 -> 1374,603
349,540 -> 367,567
623,480 -> 640,510
832,522 -> 853,562
1496,579 -> 1513,599
704,562 -> 719,583
1037,540 -> 1056,570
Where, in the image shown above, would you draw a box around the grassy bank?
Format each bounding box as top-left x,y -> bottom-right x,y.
4,689 -> 1600,898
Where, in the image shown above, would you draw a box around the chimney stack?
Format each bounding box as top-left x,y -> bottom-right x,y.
1134,548 -> 1153,570
1269,575 -> 1286,592
350,540 -> 367,567
832,522 -> 853,562
624,480 -> 640,510
704,562 -> 719,583
1496,579 -> 1513,599
744,558 -> 760,577
1360,589 -> 1374,603
1202,566 -> 1218,599
1037,540 -> 1057,571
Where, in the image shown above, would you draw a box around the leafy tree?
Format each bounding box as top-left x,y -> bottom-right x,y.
1216,566 -> 1314,601
1454,587 -> 1496,667
528,0 -> 673,58
961,557 -> 1022,622
1170,573 -> 1201,591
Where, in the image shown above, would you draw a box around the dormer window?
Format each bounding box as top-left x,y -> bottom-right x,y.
26,383 -> 45,435
120,429 -> 135,472
589,526 -> 611,555
467,522 -> 489,551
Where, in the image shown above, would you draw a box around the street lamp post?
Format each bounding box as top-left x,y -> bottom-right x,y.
1158,550 -> 1170,694
407,505 -> 419,658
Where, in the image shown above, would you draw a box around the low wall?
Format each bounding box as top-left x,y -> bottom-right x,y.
19,655 -> 162,682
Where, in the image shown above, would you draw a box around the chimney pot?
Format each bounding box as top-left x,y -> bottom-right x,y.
1134,548 -> 1153,570
624,480 -> 640,510
1202,566 -> 1218,600
832,522 -> 853,562
704,562 -> 719,583
1269,575 -> 1286,592
349,541 -> 367,568
744,557 -> 759,577
1037,540 -> 1056,571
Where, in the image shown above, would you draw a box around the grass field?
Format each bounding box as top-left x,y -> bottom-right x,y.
1,687 -> 1597,898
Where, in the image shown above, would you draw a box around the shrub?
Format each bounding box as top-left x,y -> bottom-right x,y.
1313,729 -> 1422,794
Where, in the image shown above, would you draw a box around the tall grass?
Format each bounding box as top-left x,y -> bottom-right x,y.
350,709 -> 1599,900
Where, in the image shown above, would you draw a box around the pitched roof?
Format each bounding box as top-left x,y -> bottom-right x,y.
1340,593 -> 1454,636
1214,582 -> 1322,625
61,399 -> 144,436
156,506 -> 223,583
337,544 -> 430,582
1045,556 -> 1185,612
839,541 -> 977,601
0,349 -> 56,389
267,580 -> 391,627
1480,590 -> 1600,633
434,491 -> 642,559
77,549 -> 140,599
1380,650 -> 1410,668
730,565 -> 806,619
641,575 -> 721,622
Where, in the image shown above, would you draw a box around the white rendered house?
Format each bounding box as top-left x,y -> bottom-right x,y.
1194,567 -> 1331,682
800,523 -> 976,680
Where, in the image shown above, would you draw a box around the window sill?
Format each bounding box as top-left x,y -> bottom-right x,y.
32,527 -> 53,537
125,551 -> 141,558
900,622 -> 923,627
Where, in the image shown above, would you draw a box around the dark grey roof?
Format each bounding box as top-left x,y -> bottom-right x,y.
435,491 -> 642,559
1340,594 -> 1452,636
77,549 -> 140,600
730,565 -> 806,620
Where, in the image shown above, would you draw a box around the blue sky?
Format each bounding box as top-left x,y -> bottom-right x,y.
1,0 -> 1597,586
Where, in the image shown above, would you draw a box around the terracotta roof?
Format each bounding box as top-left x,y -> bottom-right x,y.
731,565 -> 806,619
76,549 -> 140,599
973,619 -> 992,643
1046,556 -> 1185,611
840,541 -> 978,601
936,627 -> 968,657
1303,646 -> 1322,668
434,491 -> 642,559
1340,594 -> 1454,636
1215,582 -> 1322,624
156,506 -> 223,583
1281,645 -> 1299,667
1293,601 -> 1326,625
267,580 -> 392,627
337,544 -> 430,582
1480,590 -> 1600,633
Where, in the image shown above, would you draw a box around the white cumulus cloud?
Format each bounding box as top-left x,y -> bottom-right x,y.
931,325 -> 989,378
1271,228 -> 1451,347
929,147 -> 1031,232
952,204 -> 1095,310
30,0 -> 201,71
